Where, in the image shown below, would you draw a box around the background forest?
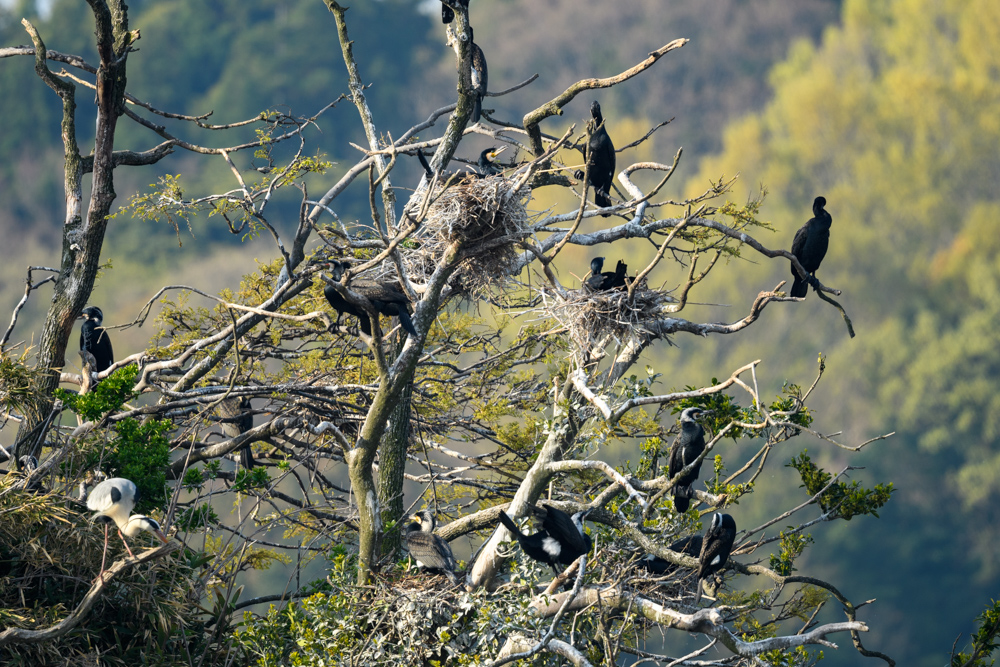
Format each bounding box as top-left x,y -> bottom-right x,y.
0,0 -> 997,665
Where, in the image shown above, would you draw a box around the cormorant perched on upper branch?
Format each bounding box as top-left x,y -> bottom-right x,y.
324,261 -> 417,337
498,505 -> 592,574
696,513 -> 736,603
217,397 -> 255,469
79,306 -> 114,374
584,257 -> 628,291
668,407 -> 709,513
789,196 -> 832,298
639,534 -> 703,575
470,28 -> 488,124
405,510 -> 459,584
582,101 -> 615,216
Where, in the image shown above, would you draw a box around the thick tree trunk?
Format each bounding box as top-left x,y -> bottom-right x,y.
377,361 -> 412,555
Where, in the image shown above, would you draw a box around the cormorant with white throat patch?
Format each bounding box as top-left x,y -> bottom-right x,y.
404,510 -> 459,584
668,407 -> 709,513
79,306 -> 114,374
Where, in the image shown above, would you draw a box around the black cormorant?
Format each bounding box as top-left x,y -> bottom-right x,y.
79,306 -> 114,374
325,261 -> 417,337
639,534 -> 703,575
218,397 -> 255,469
404,510 -> 459,584
439,0 -> 468,24
498,505 -> 591,574
475,146 -> 506,177
696,513 -> 736,603
668,407 -> 708,513
584,101 -> 615,216
585,257 -> 628,291
789,196 -> 832,298
470,28 -> 488,124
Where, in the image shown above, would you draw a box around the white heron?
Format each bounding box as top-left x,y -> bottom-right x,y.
86,477 -> 169,581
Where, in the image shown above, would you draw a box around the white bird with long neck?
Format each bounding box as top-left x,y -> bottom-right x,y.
86,477 -> 169,582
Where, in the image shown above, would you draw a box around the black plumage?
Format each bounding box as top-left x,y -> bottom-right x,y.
79,306 -> 114,374
584,257 -> 628,291
441,3 -> 453,23
498,505 -> 591,574
696,513 -> 737,603
324,261 -> 416,338
668,407 -> 708,513
475,146 -> 506,177
404,510 -> 459,584
789,196 -> 832,298
470,29 -> 488,124
639,534 -> 703,575
585,101 -> 615,216
218,397 -> 255,469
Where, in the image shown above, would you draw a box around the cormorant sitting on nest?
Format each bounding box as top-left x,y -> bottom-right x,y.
217,397 -> 255,469
696,513 -> 736,603
498,504 -> 592,574
668,407 -> 709,513
584,257 -> 628,291
639,534 -> 703,575
470,28 -> 488,124
573,101 -> 615,216
404,510 -> 459,584
789,196 -> 832,298
476,146 -> 506,177
324,261 -> 417,337
79,306 -> 114,374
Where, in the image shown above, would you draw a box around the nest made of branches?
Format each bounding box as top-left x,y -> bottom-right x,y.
401,174 -> 531,299
542,278 -> 679,348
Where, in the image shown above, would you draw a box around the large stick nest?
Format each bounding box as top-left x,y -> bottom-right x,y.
400,174 -> 531,299
542,279 -> 679,348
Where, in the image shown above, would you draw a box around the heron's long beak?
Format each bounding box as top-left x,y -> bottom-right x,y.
154,530 -> 170,544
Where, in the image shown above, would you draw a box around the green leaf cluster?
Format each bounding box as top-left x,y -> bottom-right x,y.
786,450 -> 893,520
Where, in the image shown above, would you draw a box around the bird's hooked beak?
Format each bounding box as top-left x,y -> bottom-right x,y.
409,513 -> 422,526
489,146 -> 507,161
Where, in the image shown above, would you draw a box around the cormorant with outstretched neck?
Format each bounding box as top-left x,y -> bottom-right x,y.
696,513 -> 736,603
583,101 -> 615,216
470,28 -> 488,124
790,196 -> 832,298
404,510 -> 459,584
217,397 -> 255,469
324,261 -> 416,337
668,407 -> 709,513
79,306 -> 114,374
416,146 -> 505,182
498,504 -> 591,574
585,257 -> 628,291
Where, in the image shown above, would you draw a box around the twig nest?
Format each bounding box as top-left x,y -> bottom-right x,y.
404,175 -> 531,298
541,280 -> 679,348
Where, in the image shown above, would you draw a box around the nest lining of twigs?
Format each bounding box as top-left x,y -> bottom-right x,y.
542,280 -> 679,347
398,175 -> 532,298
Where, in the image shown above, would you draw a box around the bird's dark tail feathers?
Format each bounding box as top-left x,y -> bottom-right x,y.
416,149 -> 434,177
240,446 -> 255,470
472,97 -> 482,125
595,189 -> 612,216
673,487 -> 690,514
397,310 -> 417,337
694,577 -> 704,604
441,3 -> 454,23
498,511 -> 525,540
790,277 -> 809,298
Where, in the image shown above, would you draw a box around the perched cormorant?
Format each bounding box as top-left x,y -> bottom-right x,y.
789,196 -> 832,298
404,510 -> 459,584
498,505 -> 592,574
583,101 -> 615,216
79,306 -> 114,374
324,261 -> 417,337
668,407 -> 708,513
696,513 -> 737,603
217,397 -> 255,469
475,146 -> 506,177
470,28 -> 488,124
584,257 -> 628,291
639,534 -> 703,575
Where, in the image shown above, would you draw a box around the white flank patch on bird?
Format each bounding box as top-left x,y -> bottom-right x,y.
542,536 -> 561,558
